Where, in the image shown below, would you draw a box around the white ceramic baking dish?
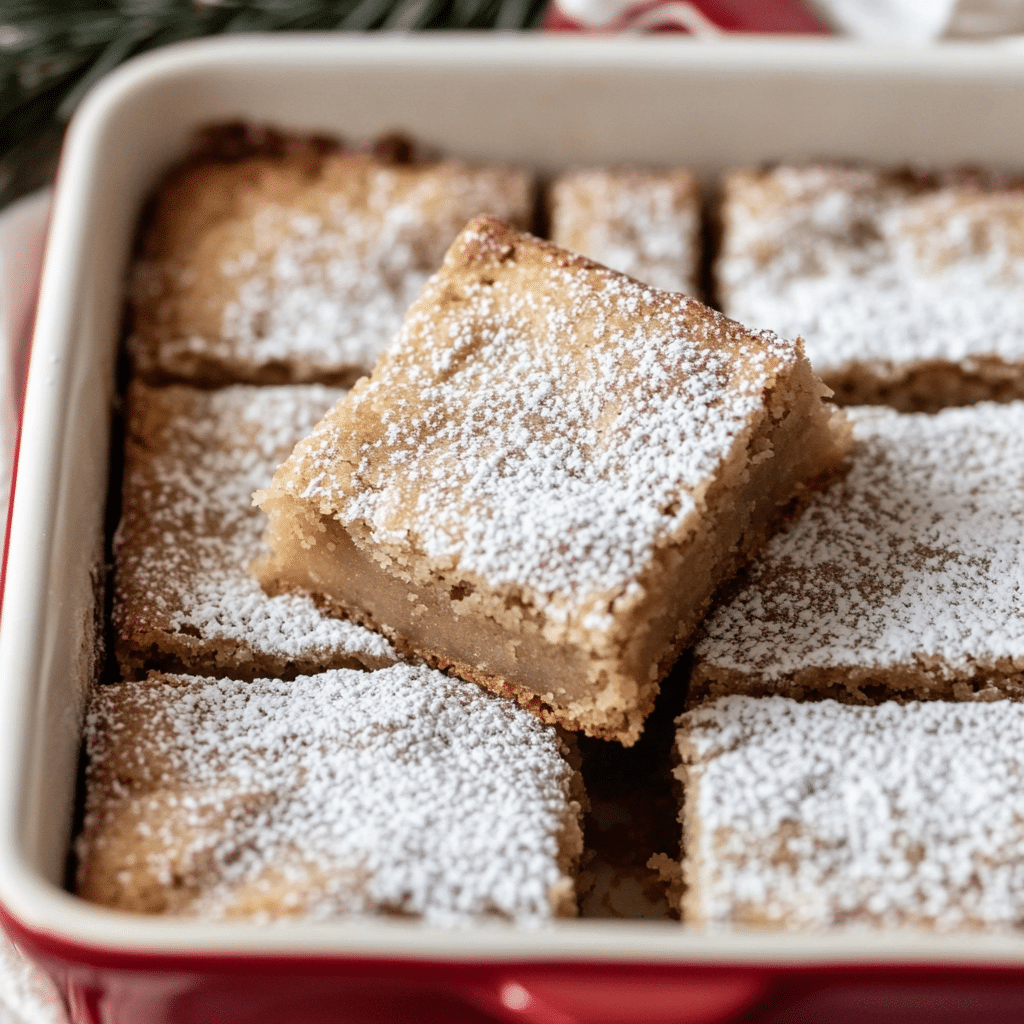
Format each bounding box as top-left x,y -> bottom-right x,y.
5,34 -> 1024,1024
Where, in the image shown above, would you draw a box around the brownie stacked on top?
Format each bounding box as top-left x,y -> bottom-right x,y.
254,215 -> 847,745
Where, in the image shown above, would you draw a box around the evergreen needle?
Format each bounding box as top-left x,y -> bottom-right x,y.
0,0 -> 538,206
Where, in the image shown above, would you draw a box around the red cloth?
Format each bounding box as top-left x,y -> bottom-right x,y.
544,0 -> 833,34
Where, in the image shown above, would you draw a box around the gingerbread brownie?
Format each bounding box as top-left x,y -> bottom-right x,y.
255,216 -> 849,745
114,381 -> 396,680
75,665 -> 585,922
129,141 -> 535,386
677,695 -> 1024,930
717,164 -> 1024,411
548,168 -> 701,295
692,402 -> 1024,704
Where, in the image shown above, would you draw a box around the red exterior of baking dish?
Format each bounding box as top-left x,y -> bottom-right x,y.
10,902 -> 1024,1024
7,36 -> 1024,1024
1,908 -> 770,1024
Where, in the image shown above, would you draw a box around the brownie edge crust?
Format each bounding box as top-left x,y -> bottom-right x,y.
255,216 -> 849,745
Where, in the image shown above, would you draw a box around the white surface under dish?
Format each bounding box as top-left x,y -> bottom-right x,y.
4,30 -> 1024,980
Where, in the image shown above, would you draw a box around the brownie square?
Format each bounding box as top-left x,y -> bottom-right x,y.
129,144 -> 535,385
76,665 -> 585,922
114,382 -> 396,680
717,163 -> 1024,411
692,402 -> 1024,705
256,216 -> 848,745
676,695 -> 1024,930
549,167 -> 701,295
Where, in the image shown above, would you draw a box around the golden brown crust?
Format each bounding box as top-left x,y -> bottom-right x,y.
826,355 -> 1024,412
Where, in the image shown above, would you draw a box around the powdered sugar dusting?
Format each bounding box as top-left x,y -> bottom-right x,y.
77,665 -> 581,924
131,156 -> 533,381
115,383 -> 396,675
280,219 -> 798,619
697,402 -> 1024,681
215,203 -> 428,372
549,169 -> 700,295
681,696 -> 1024,930
719,165 -> 1024,380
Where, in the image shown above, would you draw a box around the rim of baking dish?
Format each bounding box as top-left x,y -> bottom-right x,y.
5,34 -> 1024,965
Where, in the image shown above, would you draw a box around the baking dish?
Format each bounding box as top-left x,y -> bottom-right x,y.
5,34 -> 1024,1024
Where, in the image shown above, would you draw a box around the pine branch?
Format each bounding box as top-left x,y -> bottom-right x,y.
0,0 -> 541,206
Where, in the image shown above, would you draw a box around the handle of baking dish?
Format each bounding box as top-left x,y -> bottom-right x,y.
467,973 -> 768,1024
